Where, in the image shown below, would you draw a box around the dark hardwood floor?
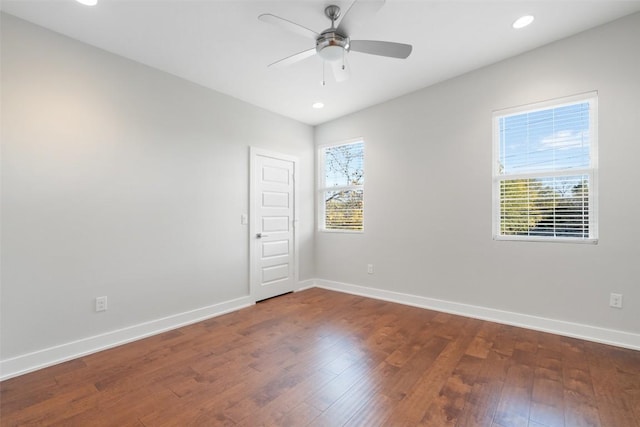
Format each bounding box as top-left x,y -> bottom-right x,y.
1,288 -> 639,426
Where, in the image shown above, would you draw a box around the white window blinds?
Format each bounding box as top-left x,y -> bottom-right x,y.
493,93 -> 598,242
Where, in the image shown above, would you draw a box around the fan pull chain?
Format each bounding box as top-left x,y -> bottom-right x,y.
321,61 -> 326,86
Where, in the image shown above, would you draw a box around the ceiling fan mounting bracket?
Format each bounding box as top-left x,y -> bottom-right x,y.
324,5 -> 341,23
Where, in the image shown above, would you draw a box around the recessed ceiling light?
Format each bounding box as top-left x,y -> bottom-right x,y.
512,15 -> 534,29
312,102 -> 324,109
76,0 -> 98,6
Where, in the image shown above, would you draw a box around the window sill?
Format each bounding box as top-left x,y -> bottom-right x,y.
318,229 -> 364,234
493,235 -> 598,244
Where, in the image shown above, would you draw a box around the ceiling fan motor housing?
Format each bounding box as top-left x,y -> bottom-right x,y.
316,30 -> 350,61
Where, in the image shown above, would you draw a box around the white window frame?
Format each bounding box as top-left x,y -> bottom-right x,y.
492,92 -> 598,243
318,138 -> 365,233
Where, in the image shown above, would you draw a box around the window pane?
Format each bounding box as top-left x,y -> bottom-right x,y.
494,94 -> 597,242
320,140 -> 365,232
323,142 -> 364,187
499,102 -> 591,175
325,189 -> 363,231
499,175 -> 590,238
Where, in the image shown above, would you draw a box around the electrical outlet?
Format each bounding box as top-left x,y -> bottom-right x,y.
609,293 -> 623,309
95,296 -> 108,312
367,264 -> 374,274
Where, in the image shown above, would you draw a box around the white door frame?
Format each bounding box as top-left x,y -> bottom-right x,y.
249,147 -> 299,302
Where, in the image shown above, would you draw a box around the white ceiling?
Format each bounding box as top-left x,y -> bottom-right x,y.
2,0 -> 640,125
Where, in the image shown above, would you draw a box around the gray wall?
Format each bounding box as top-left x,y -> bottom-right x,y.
1,14 -> 315,360
2,10 -> 639,371
315,13 -> 640,335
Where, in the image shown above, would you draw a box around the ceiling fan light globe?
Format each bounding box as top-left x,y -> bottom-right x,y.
319,45 -> 344,62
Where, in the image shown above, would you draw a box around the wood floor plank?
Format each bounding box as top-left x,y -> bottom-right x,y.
419,353 -> 483,426
584,341 -> 640,427
560,338 -> 602,427
456,348 -> 509,427
1,288 -> 639,427
383,317 -> 481,425
342,392 -> 395,427
307,361 -> 396,427
529,347 -> 565,427
492,363 -> 534,427
382,335 -> 451,402
234,367 -> 336,426
305,349 -> 384,413
273,401 -> 323,427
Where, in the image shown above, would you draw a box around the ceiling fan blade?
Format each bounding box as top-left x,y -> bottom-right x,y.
350,40 -> 412,59
331,58 -> 350,83
258,13 -> 319,40
268,48 -> 317,68
337,0 -> 385,35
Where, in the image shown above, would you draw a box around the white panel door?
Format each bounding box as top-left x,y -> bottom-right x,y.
250,149 -> 297,302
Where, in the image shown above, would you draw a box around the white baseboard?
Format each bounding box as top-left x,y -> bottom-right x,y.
0,295 -> 254,381
312,279 -> 640,351
4,279 -> 637,381
296,279 -> 317,292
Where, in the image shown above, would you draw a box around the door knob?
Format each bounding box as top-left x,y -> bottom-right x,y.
256,233 -> 269,238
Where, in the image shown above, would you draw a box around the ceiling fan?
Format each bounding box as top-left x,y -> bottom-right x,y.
258,0 -> 412,83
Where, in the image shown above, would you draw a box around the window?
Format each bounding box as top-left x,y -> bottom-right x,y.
492,93 -> 598,242
319,140 -> 364,232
